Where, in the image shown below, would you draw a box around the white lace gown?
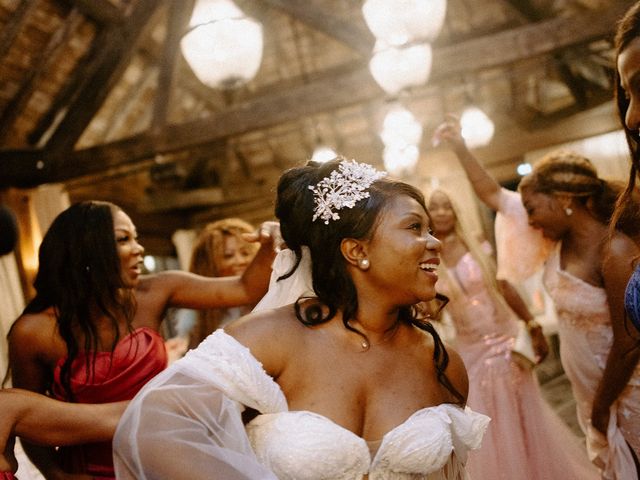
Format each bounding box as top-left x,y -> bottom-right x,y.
113,330 -> 489,480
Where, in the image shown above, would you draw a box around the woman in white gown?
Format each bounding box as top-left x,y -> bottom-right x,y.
113,157 -> 490,480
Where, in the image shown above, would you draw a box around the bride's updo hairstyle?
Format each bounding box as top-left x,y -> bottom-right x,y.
275,157 -> 463,404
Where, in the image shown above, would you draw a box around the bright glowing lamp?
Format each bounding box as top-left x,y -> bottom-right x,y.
460,106 -> 495,148
383,144 -> 420,177
369,41 -> 432,95
380,104 -> 423,148
362,0 -> 447,45
311,145 -> 338,163
181,0 -> 263,89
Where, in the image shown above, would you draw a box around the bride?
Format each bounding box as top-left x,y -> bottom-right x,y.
114,157 -> 489,479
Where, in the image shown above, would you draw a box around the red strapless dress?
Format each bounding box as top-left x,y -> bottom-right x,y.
51,327 -> 167,479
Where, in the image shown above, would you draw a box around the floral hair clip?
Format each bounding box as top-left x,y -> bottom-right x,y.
308,159 -> 387,224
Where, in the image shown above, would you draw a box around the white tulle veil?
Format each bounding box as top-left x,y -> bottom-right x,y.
253,246 -> 315,312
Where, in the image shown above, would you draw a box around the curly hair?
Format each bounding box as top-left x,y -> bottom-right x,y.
188,218 -> 258,348
275,157 -> 462,405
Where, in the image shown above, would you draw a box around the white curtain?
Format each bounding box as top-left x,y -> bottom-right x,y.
172,229 -> 197,270
0,252 -> 24,378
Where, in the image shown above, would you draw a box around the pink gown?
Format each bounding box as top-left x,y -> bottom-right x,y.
496,188 -> 640,479
439,247 -> 598,480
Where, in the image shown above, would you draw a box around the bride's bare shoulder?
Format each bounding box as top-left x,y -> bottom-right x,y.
223,303 -> 306,375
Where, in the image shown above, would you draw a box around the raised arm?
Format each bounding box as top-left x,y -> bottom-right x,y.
433,115 -> 502,211
143,221 -> 282,313
591,235 -> 640,434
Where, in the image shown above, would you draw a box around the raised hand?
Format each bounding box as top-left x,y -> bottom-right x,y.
242,221 -> 284,252
432,114 -> 466,153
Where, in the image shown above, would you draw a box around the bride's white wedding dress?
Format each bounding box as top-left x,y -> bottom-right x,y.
114,330 -> 489,480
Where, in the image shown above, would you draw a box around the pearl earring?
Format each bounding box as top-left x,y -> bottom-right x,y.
565,207 -> 573,216
359,258 -> 370,270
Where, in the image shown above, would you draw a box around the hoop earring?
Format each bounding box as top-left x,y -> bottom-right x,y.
565,207 -> 573,216
358,258 -> 370,270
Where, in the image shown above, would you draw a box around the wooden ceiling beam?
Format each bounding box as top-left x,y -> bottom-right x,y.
0,2 -> 630,186
67,0 -> 126,25
151,0 -> 194,131
0,9 -> 84,143
430,0 -> 632,79
261,0 -> 374,56
43,0 -> 163,155
0,0 -> 39,61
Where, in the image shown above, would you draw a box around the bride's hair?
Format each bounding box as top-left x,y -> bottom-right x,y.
275,157 -> 464,405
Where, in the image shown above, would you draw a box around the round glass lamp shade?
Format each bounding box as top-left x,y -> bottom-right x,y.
362,0 -> 447,45
383,144 -> 420,177
181,0 -> 263,89
369,41 -> 432,96
380,104 -> 422,149
460,106 -> 495,148
311,145 -> 338,163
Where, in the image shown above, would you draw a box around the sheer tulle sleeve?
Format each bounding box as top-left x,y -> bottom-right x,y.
113,331 -> 286,480
494,188 -> 554,282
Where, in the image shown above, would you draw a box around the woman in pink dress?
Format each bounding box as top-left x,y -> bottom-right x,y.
428,189 -> 598,480
434,119 -> 640,478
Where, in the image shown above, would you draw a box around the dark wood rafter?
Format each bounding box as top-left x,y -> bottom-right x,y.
43,0 -> 163,155
261,0 -> 374,56
26,25 -> 109,146
0,0 -> 631,187
502,0 -> 597,109
0,0 -> 39,61
101,65 -> 157,141
66,0 -> 125,25
0,9 -> 84,143
501,0 -> 542,22
151,0 -> 194,131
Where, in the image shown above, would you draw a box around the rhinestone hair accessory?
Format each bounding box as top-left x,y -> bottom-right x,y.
308,159 -> 387,224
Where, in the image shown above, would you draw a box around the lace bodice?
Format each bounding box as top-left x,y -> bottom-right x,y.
542,246 -> 611,330
114,330 -> 489,480
439,249 -> 517,341
247,403 -> 487,480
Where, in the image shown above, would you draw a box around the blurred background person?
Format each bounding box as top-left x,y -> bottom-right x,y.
186,218 -> 260,350
434,117 -> 640,478
428,188 -> 597,480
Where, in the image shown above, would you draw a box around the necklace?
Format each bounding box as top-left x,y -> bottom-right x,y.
356,319 -> 401,351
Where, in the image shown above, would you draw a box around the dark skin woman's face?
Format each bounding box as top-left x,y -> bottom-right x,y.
618,36 -> 640,135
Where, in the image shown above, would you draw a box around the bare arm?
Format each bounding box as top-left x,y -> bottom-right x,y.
498,279 -> 549,362
1,388 -> 125,446
8,315 -> 77,480
150,221 -> 281,311
433,116 -> 502,211
592,235 -> 640,434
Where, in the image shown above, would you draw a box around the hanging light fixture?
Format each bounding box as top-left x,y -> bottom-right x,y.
181,0 -> 263,89
380,104 -> 423,149
369,41 -> 432,96
311,145 -> 338,163
379,103 -> 422,176
383,144 -> 420,177
460,106 -> 495,148
362,0 -> 447,46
